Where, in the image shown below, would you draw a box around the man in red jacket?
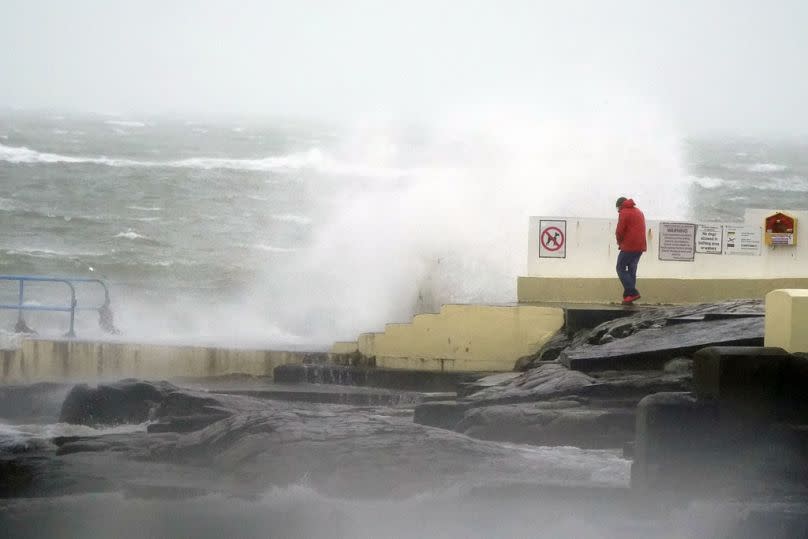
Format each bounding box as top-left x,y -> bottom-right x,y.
615,197 -> 647,305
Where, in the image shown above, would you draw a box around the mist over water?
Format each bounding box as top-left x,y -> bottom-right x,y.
1,108 -> 806,345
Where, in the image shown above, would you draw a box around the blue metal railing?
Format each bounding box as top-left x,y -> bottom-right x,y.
0,275 -> 117,337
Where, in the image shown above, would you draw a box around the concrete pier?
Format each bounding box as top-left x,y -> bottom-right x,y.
0,338 -> 319,384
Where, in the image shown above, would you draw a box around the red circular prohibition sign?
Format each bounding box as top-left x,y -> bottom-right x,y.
541,226 -> 564,251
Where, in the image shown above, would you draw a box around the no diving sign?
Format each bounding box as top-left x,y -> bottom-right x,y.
539,220 -> 566,258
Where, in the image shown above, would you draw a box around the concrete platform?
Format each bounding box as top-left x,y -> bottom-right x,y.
518,276 -> 808,304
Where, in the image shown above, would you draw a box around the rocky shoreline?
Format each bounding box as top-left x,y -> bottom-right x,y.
1,299 -> 807,537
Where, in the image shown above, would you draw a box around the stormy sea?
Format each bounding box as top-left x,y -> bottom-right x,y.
1,110 -> 807,537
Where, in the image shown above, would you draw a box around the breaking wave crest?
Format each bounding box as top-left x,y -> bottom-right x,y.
0,142 -> 402,177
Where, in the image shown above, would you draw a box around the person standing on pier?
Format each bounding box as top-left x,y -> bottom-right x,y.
615,197 -> 647,305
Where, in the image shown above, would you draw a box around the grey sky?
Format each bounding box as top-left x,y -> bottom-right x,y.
0,0 -> 806,133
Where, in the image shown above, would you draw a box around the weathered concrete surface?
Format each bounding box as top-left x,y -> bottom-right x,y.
274,363 -> 481,392
631,391 -> 808,497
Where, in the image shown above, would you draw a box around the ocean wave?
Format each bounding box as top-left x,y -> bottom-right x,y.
689,176 -> 727,189
0,142 -> 406,177
114,230 -> 149,240
251,244 -> 298,253
127,205 -> 162,212
2,247 -> 103,259
749,176 -> 808,192
0,197 -> 18,211
128,216 -> 162,222
113,230 -> 164,246
1,421 -> 150,452
104,120 -> 146,128
723,162 -> 788,173
271,214 -> 312,225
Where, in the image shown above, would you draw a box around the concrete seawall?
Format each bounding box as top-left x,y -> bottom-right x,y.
0,338 -> 319,384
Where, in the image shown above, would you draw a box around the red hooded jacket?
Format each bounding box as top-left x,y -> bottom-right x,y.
616,199 -> 647,252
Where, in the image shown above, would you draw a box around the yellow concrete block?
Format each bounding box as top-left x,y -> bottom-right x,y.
331,341 -> 359,354
369,304 -> 563,372
765,289 -> 808,353
357,333 -> 378,357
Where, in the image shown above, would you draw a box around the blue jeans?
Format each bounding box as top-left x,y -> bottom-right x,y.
616,251 -> 642,297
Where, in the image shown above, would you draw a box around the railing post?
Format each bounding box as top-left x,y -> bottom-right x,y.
66,283 -> 77,338
17,279 -> 24,322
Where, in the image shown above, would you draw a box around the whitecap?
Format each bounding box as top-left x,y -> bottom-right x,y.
129,216 -> 161,222
104,120 -> 146,128
723,162 -> 788,173
749,176 -> 808,192
114,230 -> 149,241
128,205 -> 162,212
747,162 -> 787,173
0,197 -> 18,211
689,176 -> 727,189
3,247 -> 103,258
1,421 -> 150,452
252,244 -> 297,253
0,142 -> 406,178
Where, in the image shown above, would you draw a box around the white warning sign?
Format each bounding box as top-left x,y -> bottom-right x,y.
696,224 -> 723,254
725,225 -> 762,255
539,220 -> 566,258
659,222 -> 696,261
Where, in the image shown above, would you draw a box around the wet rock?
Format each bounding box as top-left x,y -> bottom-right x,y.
56,440 -> 116,456
463,363 -> 596,405
413,401 -> 469,429
457,372 -> 521,398
558,300 -> 765,372
514,331 -> 571,371
560,317 -> 764,372
455,402 -> 635,449
59,379 -> 177,426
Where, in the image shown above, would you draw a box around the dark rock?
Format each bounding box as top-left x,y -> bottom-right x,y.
580,370 -> 692,402
455,402 -> 635,448
457,372 -> 521,398
56,440 -> 115,456
463,363 -> 596,405
560,317 -> 764,372
514,331 -> 571,371
59,379 -> 177,426
564,307 -> 637,337
147,414 -> 230,434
